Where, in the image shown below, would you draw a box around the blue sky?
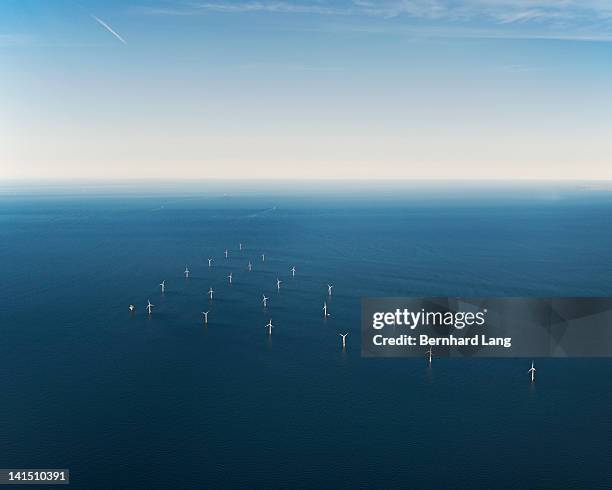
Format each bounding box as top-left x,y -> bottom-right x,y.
1,0 -> 611,179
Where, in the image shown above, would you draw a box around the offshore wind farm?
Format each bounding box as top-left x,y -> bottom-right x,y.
137,242 -> 346,343
1,183 -> 612,488
3,0 -> 612,486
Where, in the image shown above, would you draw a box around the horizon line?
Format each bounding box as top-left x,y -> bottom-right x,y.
1,178 -> 611,184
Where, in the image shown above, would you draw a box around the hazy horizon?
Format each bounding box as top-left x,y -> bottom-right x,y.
3,178 -> 612,201
2,0 -> 611,180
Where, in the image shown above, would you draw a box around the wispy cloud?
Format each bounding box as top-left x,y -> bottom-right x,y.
188,1 -> 349,15
91,15 -> 127,45
301,20 -> 612,42
229,61 -> 344,71
146,0 -> 612,21
494,9 -> 550,24
350,1 -> 612,22
0,33 -> 33,47
139,0 -> 612,41
496,63 -> 546,73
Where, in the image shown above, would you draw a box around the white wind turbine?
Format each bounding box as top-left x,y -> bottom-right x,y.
339,333 -> 348,349
208,287 -> 214,300
159,280 -> 166,293
426,347 -> 433,365
262,294 -> 268,308
202,311 -> 209,325
265,319 -> 274,335
228,272 -> 233,284
291,266 -> 296,277
327,284 -> 334,296
276,278 -> 282,291
208,257 -> 213,268
146,299 -> 154,315
184,266 -> 190,278
528,361 -> 536,382
323,301 -> 330,318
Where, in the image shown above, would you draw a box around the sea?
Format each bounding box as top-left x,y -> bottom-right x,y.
1,181 -> 611,489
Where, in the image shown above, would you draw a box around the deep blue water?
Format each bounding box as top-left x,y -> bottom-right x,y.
1,184 -> 611,489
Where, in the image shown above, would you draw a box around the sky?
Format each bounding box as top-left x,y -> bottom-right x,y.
1,0 -> 611,180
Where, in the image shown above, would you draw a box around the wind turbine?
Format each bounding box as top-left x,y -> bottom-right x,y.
248,261 -> 252,272
426,347 -> 433,365
262,294 -> 268,308
261,253 -> 265,262
224,249 -> 228,259
339,333 -> 348,349
276,278 -> 282,291
327,284 -> 334,296
208,258 -> 213,268
160,280 -> 166,293
208,287 -> 214,300
528,361 -> 536,382
146,299 -> 154,315
202,311 -> 209,325
129,304 -> 135,313
265,319 -> 274,335
291,266 -> 296,277
239,243 -> 243,251
323,301 -> 330,318
228,272 -> 233,284
184,266 -> 190,278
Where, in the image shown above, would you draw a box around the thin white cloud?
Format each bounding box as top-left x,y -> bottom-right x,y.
140,0 -> 612,41
169,0 -> 612,21
0,33 -> 32,46
496,63 -> 545,73
351,0 -> 612,22
301,20 -> 612,42
190,2 -> 349,15
91,15 -> 127,45
496,9 -> 550,24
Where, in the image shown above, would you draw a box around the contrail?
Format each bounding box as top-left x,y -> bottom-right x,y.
91,15 -> 127,45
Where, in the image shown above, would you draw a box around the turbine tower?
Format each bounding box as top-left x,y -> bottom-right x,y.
426,347 -> 433,365
323,301 -> 330,318
528,361 -> 536,382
